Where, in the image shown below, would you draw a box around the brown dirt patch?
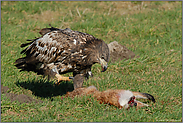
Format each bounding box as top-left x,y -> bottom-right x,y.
1,85 -> 10,93
1,85 -> 43,104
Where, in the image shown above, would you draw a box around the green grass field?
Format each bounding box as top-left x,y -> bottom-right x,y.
1,1 -> 182,122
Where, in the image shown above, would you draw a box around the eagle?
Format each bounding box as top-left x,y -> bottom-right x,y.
14,25 -> 110,87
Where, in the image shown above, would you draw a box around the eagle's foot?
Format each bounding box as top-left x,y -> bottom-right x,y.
55,74 -> 72,86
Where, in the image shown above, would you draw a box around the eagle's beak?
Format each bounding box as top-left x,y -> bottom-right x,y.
99,58 -> 108,72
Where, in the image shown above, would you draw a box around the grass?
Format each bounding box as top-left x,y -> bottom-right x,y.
1,1 -> 182,122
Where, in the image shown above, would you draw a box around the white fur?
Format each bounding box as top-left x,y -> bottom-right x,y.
135,95 -> 147,99
87,86 -> 97,90
118,90 -> 134,108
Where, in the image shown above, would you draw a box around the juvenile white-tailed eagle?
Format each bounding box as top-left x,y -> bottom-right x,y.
15,25 -> 110,86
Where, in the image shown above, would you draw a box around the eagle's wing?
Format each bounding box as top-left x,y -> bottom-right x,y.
21,28 -> 96,64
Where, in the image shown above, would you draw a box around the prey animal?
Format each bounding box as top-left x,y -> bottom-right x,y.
14,25 -> 110,86
66,86 -> 155,109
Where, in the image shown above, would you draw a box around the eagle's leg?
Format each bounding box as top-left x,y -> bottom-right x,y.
50,67 -> 72,85
55,74 -> 71,81
47,75 -> 50,82
86,71 -> 93,80
55,74 -> 71,85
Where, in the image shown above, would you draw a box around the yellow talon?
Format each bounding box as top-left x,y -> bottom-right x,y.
55,74 -> 71,85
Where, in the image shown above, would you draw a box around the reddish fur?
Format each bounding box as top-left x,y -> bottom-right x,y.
66,87 -> 128,109
66,87 -> 122,108
66,86 -> 155,109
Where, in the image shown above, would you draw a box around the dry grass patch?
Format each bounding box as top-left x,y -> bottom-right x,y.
107,1 -> 181,16
29,10 -> 60,23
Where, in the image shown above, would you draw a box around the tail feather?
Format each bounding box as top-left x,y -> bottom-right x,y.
14,57 -> 29,71
20,39 -> 36,54
14,57 -> 30,72
20,41 -> 34,48
14,57 -> 44,75
20,48 -> 27,54
14,58 -> 26,67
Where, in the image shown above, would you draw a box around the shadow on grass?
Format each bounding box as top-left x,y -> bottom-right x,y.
16,79 -> 74,98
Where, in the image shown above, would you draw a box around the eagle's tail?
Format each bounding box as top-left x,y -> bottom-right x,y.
20,40 -> 34,48
14,57 -> 34,72
14,57 -> 44,75
14,57 -> 27,71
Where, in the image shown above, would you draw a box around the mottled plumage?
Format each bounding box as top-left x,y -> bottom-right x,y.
15,25 -> 109,86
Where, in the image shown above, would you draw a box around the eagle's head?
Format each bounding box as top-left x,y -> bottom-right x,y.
98,40 -> 110,72
85,38 -> 110,72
